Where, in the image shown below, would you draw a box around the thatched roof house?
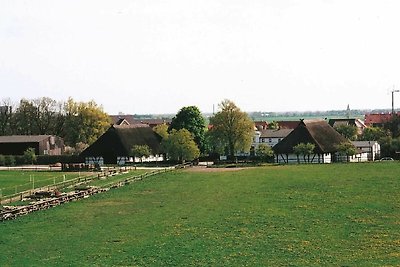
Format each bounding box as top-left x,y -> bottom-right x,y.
273,119 -> 351,163
80,124 -> 162,164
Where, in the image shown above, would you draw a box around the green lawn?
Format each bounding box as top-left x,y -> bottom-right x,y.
0,163 -> 399,266
0,169 -> 150,197
0,171 -> 86,196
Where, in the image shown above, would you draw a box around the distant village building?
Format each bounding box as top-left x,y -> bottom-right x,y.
110,115 -> 171,128
364,112 -> 400,127
0,135 -> 64,155
253,129 -> 293,148
328,118 -> 367,135
80,124 -> 163,165
350,141 -> 381,162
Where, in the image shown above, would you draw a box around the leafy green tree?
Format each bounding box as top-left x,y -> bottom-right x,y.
13,99 -> 37,135
267,121 -> 279,130
293,143 -> 315,163
209,100 -> 254,157
4,155 -> 16,166
23,147 -> 37,165
359,127 -> 388,141
335,142 -> 356,162
169,106 -> 208,153
379,136 -> 400,158
153,123 -> 169,139
162,129 -> 200,162
334,125 -> 358,140
130,145 -> 152,163
62,98 -> 110,146
13,97 -> 63,135
384,114 -> 400,138
255,144 -> 274,162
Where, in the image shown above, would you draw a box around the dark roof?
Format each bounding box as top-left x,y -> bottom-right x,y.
110,115 -> 140,125
273,120 -> 351,154
259,129 -> 293,138
328,118 -> 366,128
276,121 -> 301,129
0,135 -> 53,143
80,124 -> 162,157
110,115 -> 171,127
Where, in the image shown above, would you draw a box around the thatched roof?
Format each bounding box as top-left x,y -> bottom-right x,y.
273,119 -> 351,154
81,124 -> 162,157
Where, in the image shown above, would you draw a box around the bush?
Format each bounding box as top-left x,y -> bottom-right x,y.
23,148 -> 37,165
0,155 -> 5,166
4,155 -> 16,166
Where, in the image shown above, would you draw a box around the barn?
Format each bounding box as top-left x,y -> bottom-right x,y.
0,135 -> 64,155
80,124 -> 163,165
273,119 -> 352,164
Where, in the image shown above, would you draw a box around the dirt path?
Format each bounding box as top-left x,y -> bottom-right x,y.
184,166 -> 244,172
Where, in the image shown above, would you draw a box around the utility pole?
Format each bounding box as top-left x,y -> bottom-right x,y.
391,85 -> 400,116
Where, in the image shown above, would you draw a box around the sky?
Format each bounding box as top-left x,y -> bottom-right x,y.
1,0 -> 400,115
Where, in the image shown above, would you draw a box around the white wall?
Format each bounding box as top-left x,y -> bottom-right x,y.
275,153 -> 332,164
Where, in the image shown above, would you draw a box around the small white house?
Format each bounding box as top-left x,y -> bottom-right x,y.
349,141 -> 380,162
253,129 -> 293,149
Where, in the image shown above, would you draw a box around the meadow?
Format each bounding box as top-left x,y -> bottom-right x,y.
0,171 -> 85,196
0,163 -> 399,266
0,169 -> 149,198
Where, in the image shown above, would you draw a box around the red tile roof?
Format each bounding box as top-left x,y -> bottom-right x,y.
364,112 -> 400,126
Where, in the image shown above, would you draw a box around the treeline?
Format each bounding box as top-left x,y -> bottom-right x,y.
0,97 -> 110,151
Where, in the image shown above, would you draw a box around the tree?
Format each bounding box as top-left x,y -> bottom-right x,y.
359,127 -> 388,141
153,123 -> 169,139
267,121 -> 279,130
162,129 -> 200,162
23,147 -> 37,165
62,98 -> 110,146
130,145 -> 152,163
384,114 -> 400,138
255,144 -> 274,162
0,98 -> 14,135
13,99 -> 37,135
12,97 -> 63,136
334,125 -> 358,140
169,106 -> 208,153
209,100 -> 254,157
335,142 -> 356,162
293,143 -> 315,163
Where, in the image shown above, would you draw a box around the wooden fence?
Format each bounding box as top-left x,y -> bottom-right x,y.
0,163 -> 192,222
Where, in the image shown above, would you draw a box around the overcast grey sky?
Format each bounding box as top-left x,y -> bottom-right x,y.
1,0 -> 400,114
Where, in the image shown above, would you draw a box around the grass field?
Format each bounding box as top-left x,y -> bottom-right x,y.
0,169 -> 150,198
0,171 -> 86,196
0,163 -> 399,266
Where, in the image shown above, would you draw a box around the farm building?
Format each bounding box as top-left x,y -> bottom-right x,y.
253,128 -> 293,148
0,135 -> 64,155
80,124 -> 163,165
348,141 -> 381,162
273,119 -> 353,164
110,115 -> 171,128
328,118 -> 367,134
364,112 -> 400,127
